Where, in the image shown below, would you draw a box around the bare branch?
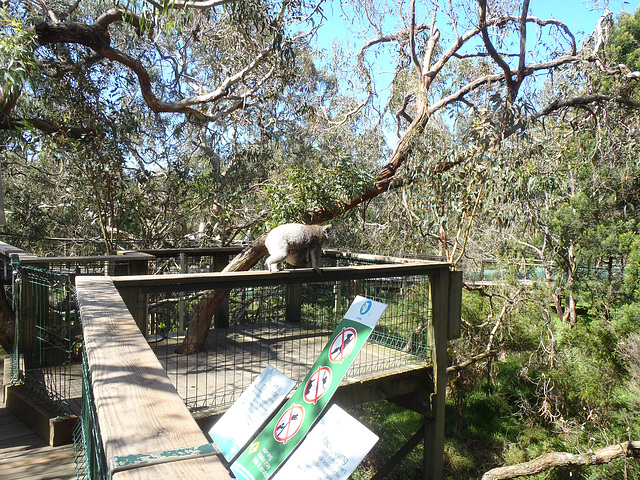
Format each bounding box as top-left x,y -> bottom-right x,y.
31,11 -> 278,123
516,0 -> 530,87
329,23 -> 430,126
478,0 -> 516,98
481,441 -> 640,480
530,94 -> 640,122
142,0 -> 239,11
447,349 -> 496,374
0,116 -> 95,136
409,0 -> 422,77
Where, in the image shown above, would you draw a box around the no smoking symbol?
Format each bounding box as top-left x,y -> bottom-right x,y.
303,366 -> 332,405
329,327 -> 357,364
273,404 -> 305,444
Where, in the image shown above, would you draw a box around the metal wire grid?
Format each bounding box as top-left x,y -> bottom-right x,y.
148,253 -> 235,275
73,348 -> 108,480
42,259 -> 143,276
14,265 -> 82,415
147,274 -> 433,414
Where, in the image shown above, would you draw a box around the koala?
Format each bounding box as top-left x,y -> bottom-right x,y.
265,223 -> 332,273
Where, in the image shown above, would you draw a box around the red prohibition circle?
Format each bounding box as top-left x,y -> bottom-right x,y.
273,404 -> 305,444
329,327 -> 357,363
303,366 -> 332,404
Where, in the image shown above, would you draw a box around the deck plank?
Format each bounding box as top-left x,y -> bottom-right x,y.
0,408 -> 76,480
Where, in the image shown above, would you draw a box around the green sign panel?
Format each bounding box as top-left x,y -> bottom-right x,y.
230,295 -> 387,480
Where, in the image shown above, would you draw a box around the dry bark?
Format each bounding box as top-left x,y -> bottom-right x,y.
481,441 -> 640,480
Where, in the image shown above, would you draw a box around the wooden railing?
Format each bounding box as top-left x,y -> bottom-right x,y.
2,238 -> 462,480
76,276 -> 232,479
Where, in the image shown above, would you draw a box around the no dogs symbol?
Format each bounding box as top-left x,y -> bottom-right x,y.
303,366 -> 332,405
273,404 -> 305,444
329,327 -> 357,364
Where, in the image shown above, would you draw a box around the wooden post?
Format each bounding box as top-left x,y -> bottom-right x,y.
448,271 -> 462,340
212,253 -> 230,329
285,283 -> 302,322
424,266 -> 450,480
117,285 -> 148,338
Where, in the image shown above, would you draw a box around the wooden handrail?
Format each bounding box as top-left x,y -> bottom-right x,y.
76,276 -> 232,479
112,261 -> 451,293
20,253 -> 156,265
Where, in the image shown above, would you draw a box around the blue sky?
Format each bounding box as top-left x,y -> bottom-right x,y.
315,0 -> 635,48
532,0 -> 634,35
309,0 -> 636,146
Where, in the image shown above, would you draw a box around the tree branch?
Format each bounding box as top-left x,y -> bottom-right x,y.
515,0 -> 531,88
481,441 -> 640,480
329,23 -> 431,126
142,0 -> 239,11
31,12 -> 278,123
478,0 -> 515,98
447,349 -> 496,374
0,116 -> 95,136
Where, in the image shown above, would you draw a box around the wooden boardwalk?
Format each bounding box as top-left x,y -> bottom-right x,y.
0,407 -> 77,480
152,324 -> 429,414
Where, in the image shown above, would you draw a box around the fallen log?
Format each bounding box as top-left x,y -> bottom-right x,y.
481,441 -> 640,480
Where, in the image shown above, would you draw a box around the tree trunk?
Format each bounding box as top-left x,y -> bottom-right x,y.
552,291 -> 564,320
176,237 -> 267,354
481,441 -> 640,480
567,292 -> 577,328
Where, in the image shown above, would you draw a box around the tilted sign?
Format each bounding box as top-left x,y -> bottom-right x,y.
230,295 -> 387,480
271,404 -> 379,480
208,365 -> 295,462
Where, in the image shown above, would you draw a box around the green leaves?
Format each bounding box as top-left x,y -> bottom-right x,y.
0,10 -> 37,97
608,7 -> 640,71
264,155 -> 375,225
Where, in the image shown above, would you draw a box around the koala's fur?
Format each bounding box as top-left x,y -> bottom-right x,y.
265,223 -> 332,272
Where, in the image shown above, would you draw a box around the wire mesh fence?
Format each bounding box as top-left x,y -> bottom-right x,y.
73,348 -> 108,480
0,240 -> 445,480
12,264 -> 82,416
145,267 -> 433,415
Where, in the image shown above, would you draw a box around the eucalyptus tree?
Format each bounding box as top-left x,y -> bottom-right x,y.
2,0 -> 640,352
0,0 -> 330,248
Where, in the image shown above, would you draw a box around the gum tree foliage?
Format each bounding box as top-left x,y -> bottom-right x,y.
0,0 -> 346,251
2,1 -> 640,353
444,12 -> 640,477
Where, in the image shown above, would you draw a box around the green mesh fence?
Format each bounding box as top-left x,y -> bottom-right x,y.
73,348 -> 107,480
146,268 -> 434,414
1,243 -> 440,480
12,262 -> 82,416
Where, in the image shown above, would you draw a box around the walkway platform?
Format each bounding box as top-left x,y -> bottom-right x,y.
0,407 -> 76,480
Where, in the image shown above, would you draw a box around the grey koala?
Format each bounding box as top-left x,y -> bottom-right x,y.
265,223 -> 332,273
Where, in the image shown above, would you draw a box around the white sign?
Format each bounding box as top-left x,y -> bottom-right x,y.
343,295 -> 388,328
271,404 -> 379,480
209,365 -> 295,461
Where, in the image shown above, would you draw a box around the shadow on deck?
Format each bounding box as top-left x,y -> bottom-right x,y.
0,406 -> 76,480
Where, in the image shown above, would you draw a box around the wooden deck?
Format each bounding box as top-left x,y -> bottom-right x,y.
0,407 -> 76,480
151,324 -> 431,415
